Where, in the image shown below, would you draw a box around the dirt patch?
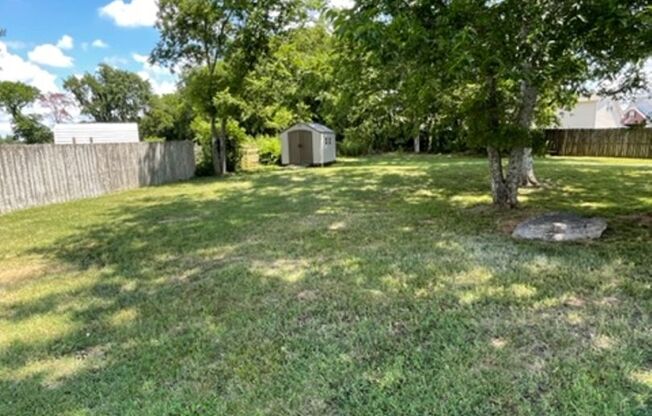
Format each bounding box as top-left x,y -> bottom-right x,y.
0,258 -> 63,288
617,213 -> 652,228
466,204 -> 497,215
297,289 -> 319,301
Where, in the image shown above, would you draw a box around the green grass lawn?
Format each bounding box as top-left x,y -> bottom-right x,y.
1,154 -> 650,415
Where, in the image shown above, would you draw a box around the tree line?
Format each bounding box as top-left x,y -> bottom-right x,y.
1,1 -> 650,208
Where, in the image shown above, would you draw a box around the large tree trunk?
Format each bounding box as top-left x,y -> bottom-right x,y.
414,135 -> 420,153
517,74 -> 540,187
488,146 -> 524,209
210,116 -> 221,175
210,115 -> 226,176
521,148 -> 539,187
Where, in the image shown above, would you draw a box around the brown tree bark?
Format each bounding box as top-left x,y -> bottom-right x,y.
488,146 -> 524,208
210,115 -> 227,176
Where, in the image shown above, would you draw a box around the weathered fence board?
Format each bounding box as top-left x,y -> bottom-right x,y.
0,141 -> 195,214
546,128 -> 652,158
241,145 -> 260,171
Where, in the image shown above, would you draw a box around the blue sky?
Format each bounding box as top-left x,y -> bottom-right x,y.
0,0 -> 353,94
0,0 -> 172,94
0,0 -> 353,135
0,0 -> 183,134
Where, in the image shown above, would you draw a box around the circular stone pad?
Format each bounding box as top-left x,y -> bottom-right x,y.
512,212 -> 607,242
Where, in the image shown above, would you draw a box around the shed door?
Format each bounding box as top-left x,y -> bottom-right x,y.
288,130 -> 313,165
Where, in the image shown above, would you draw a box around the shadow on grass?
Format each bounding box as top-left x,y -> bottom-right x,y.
1,155 -> 650,414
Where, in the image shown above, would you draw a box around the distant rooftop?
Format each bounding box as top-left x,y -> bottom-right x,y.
631,98 -> 652,118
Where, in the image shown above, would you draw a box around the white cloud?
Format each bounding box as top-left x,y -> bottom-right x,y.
132,52 -> 148,64
144,78 -> 176,95
132,52 -> 176,94
103,56 -> 129,67
0,112 -> 11,137
92,39 -> 109,48
99,0 -> 158,28
56,35 -> 74,50
0,41 -> 59,92
28,44 -> 74,68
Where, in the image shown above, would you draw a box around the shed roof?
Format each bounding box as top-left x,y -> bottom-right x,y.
286,122 -> 334,134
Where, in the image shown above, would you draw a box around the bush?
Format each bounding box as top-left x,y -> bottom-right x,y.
191,116 -> 247,175
338,137 -> 370,156
225,119 -> 246,172
190,117 -> 213,176
256,135 -> 281,165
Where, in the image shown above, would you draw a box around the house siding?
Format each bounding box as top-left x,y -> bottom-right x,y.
53,123 -> 140,145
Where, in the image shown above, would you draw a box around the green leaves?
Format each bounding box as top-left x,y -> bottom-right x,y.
0,81 -> 40,119
140,93 -> 195,142
63,64 -> 153,122
12,113 -> 53,144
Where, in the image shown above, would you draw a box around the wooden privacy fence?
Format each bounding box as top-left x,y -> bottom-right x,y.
0,141 -> 195,214
546,128 -> 652,158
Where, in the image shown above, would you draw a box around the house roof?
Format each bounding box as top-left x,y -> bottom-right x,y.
633,98 -> 652,119
287,122 -> 334,134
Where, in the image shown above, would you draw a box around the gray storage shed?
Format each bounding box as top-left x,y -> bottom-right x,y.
281,123 -> 336,166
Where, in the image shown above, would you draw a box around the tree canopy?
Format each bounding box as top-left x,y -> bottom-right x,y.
151,0 -> 306,174
140,92 -> 195,142
0,81 -> 40,119
63,64 -> 153,122
334,0 -> 651,207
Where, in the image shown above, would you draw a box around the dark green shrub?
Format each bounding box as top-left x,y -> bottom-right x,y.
191,116 -> 247,175
338,137 -> 370,156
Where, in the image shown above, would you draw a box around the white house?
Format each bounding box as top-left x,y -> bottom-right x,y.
556,96 -> 623,129
281,123 -> 336,166
53,123 -> 140,145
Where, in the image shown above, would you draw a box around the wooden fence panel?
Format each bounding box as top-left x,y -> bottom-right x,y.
0,141 -> 195,214
546,128 -> 652,158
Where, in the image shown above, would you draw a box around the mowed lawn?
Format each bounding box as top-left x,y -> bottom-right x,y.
1,154 -> 651,415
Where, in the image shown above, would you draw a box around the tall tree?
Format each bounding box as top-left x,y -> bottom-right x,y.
240,23 -> 337,135
39,92 -> 75,124
151,0 -> 304,175
337,1 -> 651,208
0,81 -> 40,119
450,0 -> 649,206
334,4 -> 453,155
63,64 -> 153,122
